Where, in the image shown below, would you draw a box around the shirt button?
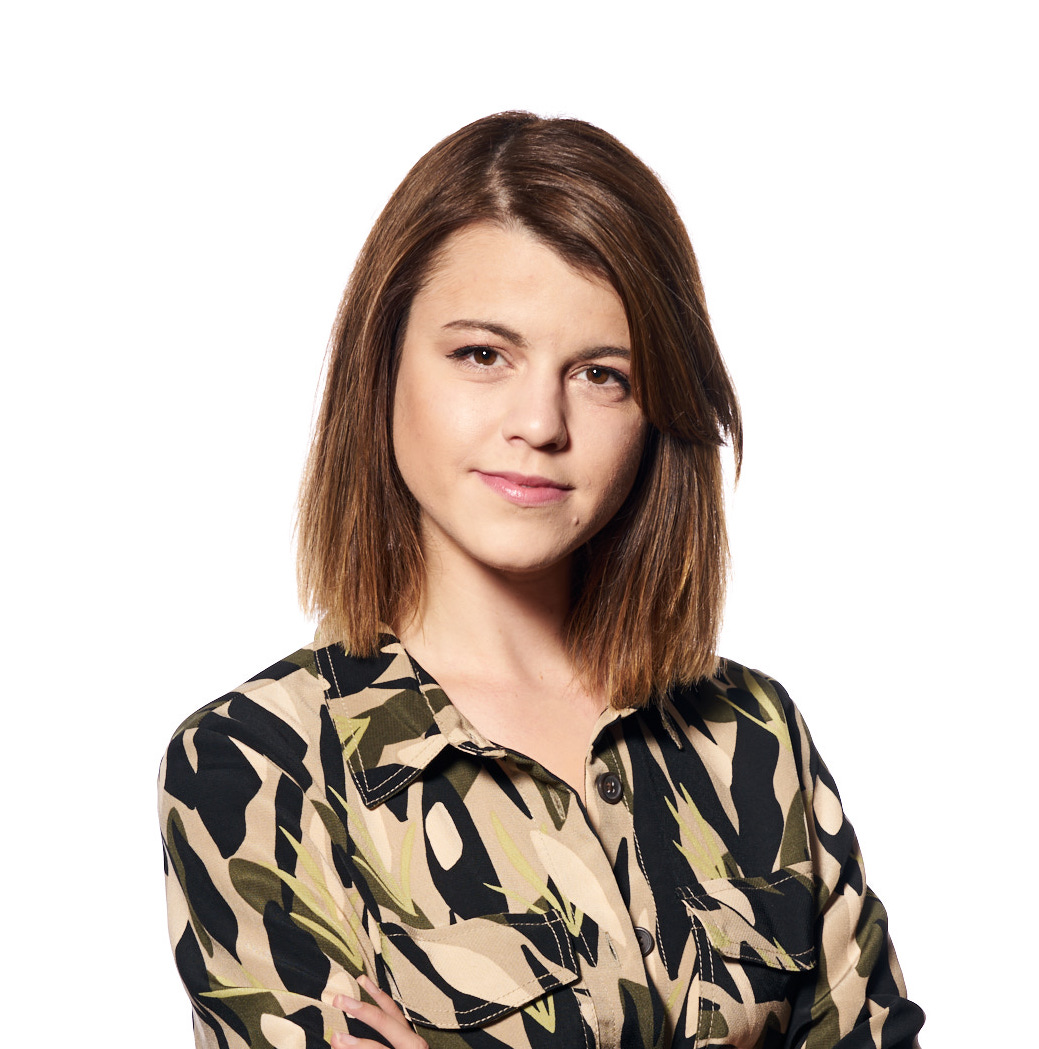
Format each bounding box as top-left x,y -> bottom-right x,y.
634,927 -> 655,956
595,772 -> 623,804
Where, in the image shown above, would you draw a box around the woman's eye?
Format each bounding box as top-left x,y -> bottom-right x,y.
449,346 -> 500,366
580,365 -> 629,390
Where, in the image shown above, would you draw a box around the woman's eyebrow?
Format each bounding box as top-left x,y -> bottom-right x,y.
442,319 -> 527,347
562,346 -> 632,366
584,347 -> 631,360
441,320 -> 631,361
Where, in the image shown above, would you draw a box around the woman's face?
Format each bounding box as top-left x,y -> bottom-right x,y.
392,222 -> 648,579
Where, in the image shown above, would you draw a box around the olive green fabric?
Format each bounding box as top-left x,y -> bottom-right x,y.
159,631 -> 923,1047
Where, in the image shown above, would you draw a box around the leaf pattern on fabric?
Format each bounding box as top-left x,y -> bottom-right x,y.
667,783 -> 739,881
159,634 -> 924,1048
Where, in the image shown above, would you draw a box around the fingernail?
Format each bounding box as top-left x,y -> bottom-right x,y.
334,994 -> 361,1014
332,1034 -> 358,1048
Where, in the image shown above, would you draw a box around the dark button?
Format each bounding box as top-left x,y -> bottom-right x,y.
595,772 -> 623,804
634,927 -> 654,956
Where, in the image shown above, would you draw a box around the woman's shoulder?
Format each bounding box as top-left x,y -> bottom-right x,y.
663,657 -> 808,764
166,644 -> 326,737
675,656 -> 797,720
158,633 -> 418,787
159,641 -> 336,789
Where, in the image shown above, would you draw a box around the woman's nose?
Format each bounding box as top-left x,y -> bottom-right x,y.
501,374 -> 569,450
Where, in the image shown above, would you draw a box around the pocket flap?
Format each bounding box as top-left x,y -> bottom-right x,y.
382,911 -> 580,1030
679,864 -> 816,972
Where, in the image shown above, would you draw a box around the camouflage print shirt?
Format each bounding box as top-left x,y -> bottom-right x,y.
159,631 -> 924,1048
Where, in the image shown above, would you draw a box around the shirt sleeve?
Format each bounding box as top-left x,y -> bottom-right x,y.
780,686 -> 925,1049
158,700 -> 380,1049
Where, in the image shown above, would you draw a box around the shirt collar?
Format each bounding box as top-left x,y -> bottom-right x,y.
315,628 -> 682,808
317,630 -> 509,808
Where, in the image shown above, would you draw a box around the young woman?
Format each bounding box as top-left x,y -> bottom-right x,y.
159,112 -> 924,1049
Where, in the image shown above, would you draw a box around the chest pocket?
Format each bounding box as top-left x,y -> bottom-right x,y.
381,911 -> 581,1031
678,865 -> 816,1046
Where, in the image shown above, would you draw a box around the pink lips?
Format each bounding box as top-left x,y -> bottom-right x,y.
476,471 -> 572,507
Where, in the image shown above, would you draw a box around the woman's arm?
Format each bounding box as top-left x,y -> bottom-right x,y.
159,697 -> 419,1048
781,688 -> 925,1048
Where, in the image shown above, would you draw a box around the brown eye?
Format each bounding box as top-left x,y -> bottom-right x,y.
472,348 -> 499,366
585,366 -> 612,385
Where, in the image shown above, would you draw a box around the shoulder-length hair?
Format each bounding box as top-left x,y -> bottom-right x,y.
298,111 -> 742,708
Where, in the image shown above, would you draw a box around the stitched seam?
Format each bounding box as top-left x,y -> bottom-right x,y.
316,647 -> 333,738
576,925 -> 594,972
416,969 -> 569,1021
318,647 -> 368,795
321,647 -> 342,701
387,918 -> 572,935
630,825 -> 669,972
631,825 -> 651,883
654,909 -> 670,973
353,764 -> 419,805
357,734 -> 450,803
332,643 -> 422,785
347,762 -> 370,799
703,923 -> 717,1045
629,826 -> 671,977
681,871 -> 800,902
387,915 -> 579,971
318,647 -> 367,789
692,919 -> 715,1047
316,648 -> 330,711
677,891 -> 815,961
579,991 -> 594,1049
542,913 -> 578,974
401,647 -> 440,723
351,748 -> 371,779
576,924 -> 604,1049
572,986 -> 596,1049
395,914 -> 580,1026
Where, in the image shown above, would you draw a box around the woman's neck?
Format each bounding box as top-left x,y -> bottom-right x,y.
399,545 -> 574,685
397,547 -> 607,798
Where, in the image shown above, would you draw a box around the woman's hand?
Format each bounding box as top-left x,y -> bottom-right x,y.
332,975 -> 428,1049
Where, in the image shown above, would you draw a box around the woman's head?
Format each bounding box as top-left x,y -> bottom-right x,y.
298,112 -> 741,706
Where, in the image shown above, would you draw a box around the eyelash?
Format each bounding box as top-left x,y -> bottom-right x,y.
581,365 -> 631,392
449,346 -> 500,366
448,346 -> 631,392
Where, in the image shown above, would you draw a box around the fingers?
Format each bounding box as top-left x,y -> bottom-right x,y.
332,975 -> 428,1049
356,975 -> 410,1026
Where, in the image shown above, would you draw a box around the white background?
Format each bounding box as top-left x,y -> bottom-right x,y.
2,2 -> 1035,1046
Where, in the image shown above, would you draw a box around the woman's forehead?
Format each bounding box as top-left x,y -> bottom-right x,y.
409,224 -> 630,347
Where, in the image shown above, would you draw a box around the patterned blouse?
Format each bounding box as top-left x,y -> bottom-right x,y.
158,631 -> 924,1048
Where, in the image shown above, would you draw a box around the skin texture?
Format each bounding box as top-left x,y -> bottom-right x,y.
392,221 -> 647,586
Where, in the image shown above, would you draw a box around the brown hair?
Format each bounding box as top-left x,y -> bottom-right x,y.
297,112 -> 742,707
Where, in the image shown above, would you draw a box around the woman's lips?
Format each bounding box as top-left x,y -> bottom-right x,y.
476,471 -> 572,506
